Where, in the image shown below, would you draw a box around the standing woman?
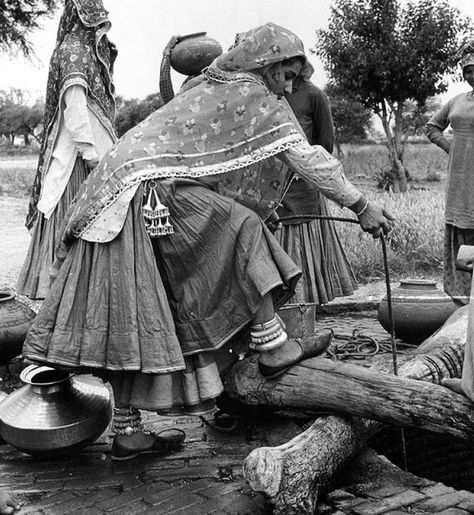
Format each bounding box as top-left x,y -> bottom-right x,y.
276,72 -> 357,304
18,0 -> 117,299
425,41 -> 474,306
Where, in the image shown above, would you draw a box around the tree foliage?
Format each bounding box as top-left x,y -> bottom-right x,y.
324,83 -> 372,156
0,0 -> 59,56
316,0 -> 473,191
115,93 -> 164,137
0,89 -> 44,144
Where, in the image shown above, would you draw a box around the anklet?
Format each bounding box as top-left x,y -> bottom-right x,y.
250,316 -> 278,332
250,330 -> 288,352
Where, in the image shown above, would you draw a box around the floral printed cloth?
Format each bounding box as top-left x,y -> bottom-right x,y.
65,23 -> 309,240
26,0 -> 116,230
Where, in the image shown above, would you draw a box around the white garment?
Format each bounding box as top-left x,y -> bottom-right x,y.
37,85 -> 114,219
283,142 -> 362,208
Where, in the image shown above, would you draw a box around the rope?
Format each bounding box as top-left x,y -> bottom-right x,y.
276,212 -> 409,469
326,330 -> 418,361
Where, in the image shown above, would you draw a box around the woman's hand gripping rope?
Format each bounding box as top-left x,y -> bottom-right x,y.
355,198 -> 394,239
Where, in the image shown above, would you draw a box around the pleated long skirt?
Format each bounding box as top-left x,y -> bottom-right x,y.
17,157 -> 88,300
275,195 -> 357,304
23,179 -> 301,413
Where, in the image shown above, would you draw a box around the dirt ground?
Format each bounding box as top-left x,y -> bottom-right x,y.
0,195 -> 30,292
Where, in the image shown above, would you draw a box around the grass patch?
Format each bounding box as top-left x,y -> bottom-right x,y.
0,162 -> 36,197
339,142 -> 448,187
330,189 -> 444,283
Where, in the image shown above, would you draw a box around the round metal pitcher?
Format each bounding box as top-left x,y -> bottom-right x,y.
0,365 -> 111,456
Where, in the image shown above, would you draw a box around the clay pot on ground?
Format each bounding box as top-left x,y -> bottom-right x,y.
0,365 -> 111,457
377,279 -> 457,345
0,292 -> 36,363
170,33 -> 223,76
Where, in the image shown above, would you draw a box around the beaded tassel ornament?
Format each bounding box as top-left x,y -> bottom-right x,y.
143,180 -> 174,237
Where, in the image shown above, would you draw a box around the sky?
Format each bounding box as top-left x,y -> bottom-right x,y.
1,0 -> 474,103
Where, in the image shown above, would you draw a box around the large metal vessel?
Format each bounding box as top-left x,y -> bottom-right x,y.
0,365 -> 111,456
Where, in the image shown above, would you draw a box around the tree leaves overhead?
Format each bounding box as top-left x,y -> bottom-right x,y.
0,0 -> 59,56
316,0 -> 473,191
115,93 -> 164,137
316,0 -> 473,109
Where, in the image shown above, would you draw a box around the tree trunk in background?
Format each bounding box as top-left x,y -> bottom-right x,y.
379,101 -> 408,192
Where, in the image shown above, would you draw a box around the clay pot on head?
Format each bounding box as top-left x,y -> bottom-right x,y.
377,279 -> 457,345
0,365 -> 112,457
0,292 -> 36,363
171,34 -> 223,76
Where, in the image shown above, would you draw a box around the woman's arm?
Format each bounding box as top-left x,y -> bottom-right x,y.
159,36 -> 182,104
424,101 -> 452,154
282,142 -> 393,237
63,85 -> 99,168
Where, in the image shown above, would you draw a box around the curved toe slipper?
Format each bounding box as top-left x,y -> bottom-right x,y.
111,428 -> 186,461
259,329 -> 334,380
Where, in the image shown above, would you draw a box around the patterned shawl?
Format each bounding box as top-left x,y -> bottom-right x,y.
65,23 -> 308,239
25,0 -> 117,229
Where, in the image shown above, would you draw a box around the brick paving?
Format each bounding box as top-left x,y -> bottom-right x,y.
1,306 -> 474,514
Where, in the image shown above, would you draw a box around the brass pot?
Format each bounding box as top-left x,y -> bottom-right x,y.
0,365 -> 111,456
0,292 -> 36,362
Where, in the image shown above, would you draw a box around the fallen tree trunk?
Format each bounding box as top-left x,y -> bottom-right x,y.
224,305 -> 469,514
226,352 -> 473,439
243,415 -> 370,514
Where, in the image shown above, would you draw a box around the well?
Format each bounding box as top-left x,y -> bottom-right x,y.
371,425 -> 474,492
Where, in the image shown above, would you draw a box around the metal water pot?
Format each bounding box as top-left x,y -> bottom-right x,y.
0,365 -> 111,456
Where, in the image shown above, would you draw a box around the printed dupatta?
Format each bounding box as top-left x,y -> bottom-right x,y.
64,23 -> 309,240
25,0 -> 117,230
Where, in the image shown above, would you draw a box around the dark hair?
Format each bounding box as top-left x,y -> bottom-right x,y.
281,56 -> 305,66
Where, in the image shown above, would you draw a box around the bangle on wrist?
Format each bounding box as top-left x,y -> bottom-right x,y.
355,199 -> 369,217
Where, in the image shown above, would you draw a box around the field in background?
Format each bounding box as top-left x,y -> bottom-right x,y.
0,156 -> 37,197
0,143 -> 449,285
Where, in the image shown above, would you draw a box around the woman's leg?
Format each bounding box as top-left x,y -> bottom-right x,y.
250,293 -> 332,372
108,372 -> 185,460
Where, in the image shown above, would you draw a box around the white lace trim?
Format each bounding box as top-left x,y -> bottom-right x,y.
73,134 -> 305,238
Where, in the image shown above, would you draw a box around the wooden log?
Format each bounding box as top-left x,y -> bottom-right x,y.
226,352 -> 474,439
243,415 -> 371,515
225,305 -> 470,513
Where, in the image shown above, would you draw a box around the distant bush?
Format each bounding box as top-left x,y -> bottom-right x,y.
424,168 -> 442,182
0,161 -> 36,197
340,143 -> 448,186
330,190 -> 444,283
0,138 -> 39,157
